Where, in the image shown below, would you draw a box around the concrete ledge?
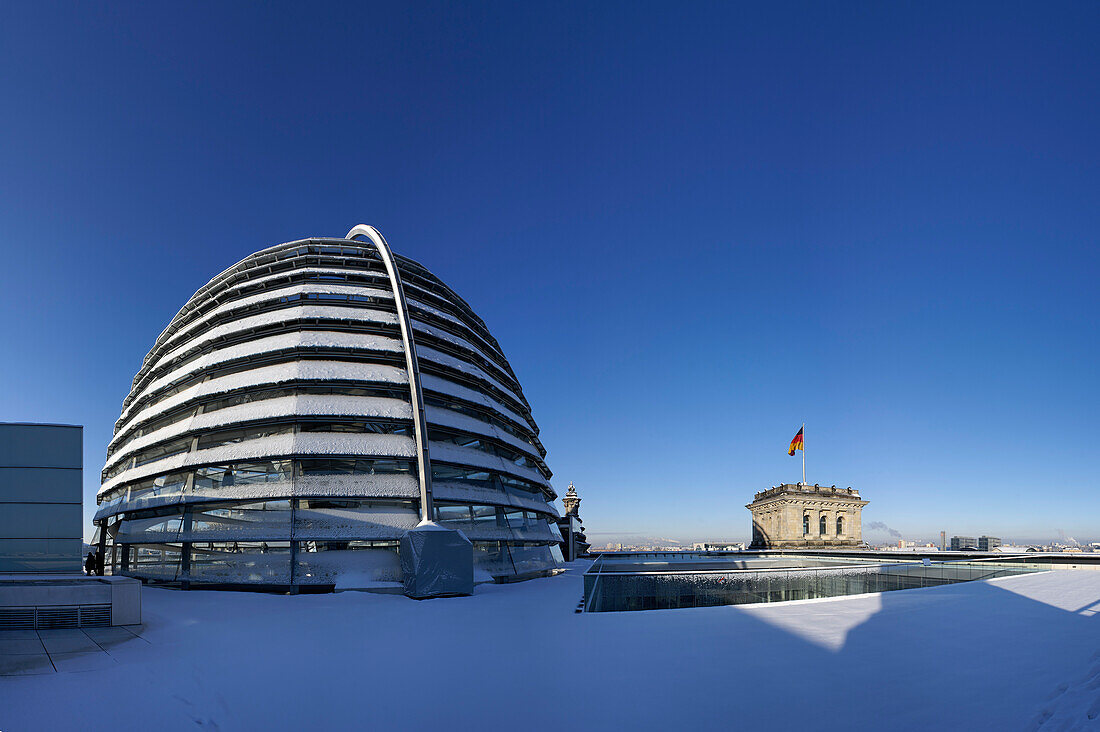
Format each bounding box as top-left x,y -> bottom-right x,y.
0,574 -> 141,627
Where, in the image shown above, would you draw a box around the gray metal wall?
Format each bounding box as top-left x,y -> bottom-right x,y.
0,423 -> 82,572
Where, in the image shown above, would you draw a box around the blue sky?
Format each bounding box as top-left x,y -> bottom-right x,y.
1,2 -> 1097,545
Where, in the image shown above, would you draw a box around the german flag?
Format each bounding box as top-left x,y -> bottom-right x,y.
788,427 -> 804,456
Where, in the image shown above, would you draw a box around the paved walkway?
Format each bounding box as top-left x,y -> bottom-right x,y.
0,626 -> 148,675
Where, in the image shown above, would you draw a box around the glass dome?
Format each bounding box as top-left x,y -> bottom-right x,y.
95,229 -> 562,589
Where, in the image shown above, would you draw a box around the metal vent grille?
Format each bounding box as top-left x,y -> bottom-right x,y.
36,607 -> 79,629
0,607 -> 36,630
78,605 -> 112,627
0,605 -> 112,629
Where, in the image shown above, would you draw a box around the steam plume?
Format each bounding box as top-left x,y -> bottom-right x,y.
866,521 -> 902,538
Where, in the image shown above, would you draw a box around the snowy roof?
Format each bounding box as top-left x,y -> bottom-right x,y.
8,566 -> 1100,729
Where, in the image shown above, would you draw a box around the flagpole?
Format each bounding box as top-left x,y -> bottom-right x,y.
802,422 -> 806,486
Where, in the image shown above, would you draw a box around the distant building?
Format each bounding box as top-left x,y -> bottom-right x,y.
556,482 -> 590,561
747,483 -> 867,549
0,423 -> 83,573
948,536 -> 1001,551
693,542 -> 746,551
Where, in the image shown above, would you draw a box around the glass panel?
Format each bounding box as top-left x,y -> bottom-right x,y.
295,543 -> 401,586
505,544 -> 561,575
300,421 -> 410,435
197,424 -> 293,450
188,541 -> 291,584
133,436 -> 193,467
127,543 -> 184,580
294,500 -> 418,540
192,460 -> 292,494
431,464 -> 494,489
118,511 -> 185,542
188,500 -> 292,540
298,458 -> 412,476
472,541 -> 513,578
435,504 -> 473,523
126,471 -> 190,506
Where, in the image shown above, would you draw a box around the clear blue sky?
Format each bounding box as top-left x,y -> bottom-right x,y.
1,2 -> 1097,545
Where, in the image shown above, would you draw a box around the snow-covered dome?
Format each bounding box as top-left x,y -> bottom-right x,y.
95,227 -> 561,588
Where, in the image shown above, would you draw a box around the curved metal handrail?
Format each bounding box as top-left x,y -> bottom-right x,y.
344,224 -> 434,522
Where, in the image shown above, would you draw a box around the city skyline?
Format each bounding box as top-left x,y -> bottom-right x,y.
1,2 -> 1097,542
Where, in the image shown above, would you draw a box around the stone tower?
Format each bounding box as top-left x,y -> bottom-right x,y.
747,483 -> 868,549
562,482 -> 581,517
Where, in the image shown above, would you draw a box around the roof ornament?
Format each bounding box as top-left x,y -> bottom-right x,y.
562,481 -> 581,516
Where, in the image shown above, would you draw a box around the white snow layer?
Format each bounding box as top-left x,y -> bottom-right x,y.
406,294 -> 466,328
157,283 -> 396,353
179,474 -> 422,502
145,304 -> 511,413
109,399 -> 541,484
423,404 -> 542,461
415,343 -> 526,410
5,567 -> 1100,731
428,441 -> 550,490
122,329 -> 521,435
407,297 -> 505,366
419,373 -> 531,434
105,395 -> 413,474
113,360 -> 409,443
101,432 -> 417,496
150,304 -> 399,373
409,316 -> 512,384
120,331 -> 405,423
218,267 -> 387,300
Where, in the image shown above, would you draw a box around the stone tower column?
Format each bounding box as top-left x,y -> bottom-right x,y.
562,482 -> 581,517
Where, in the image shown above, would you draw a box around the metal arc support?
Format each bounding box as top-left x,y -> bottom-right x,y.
344,224 -> 434,523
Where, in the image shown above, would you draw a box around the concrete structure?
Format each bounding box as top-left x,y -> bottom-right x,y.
556,482 -> 590,561
978,536 -> 1001,551
0,424 -> 142,629
951,536 -> 978,551
747,483 -> 868,549
95,226 -> 563,592
0,423 -> 83,573
0,574 -> 141,629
